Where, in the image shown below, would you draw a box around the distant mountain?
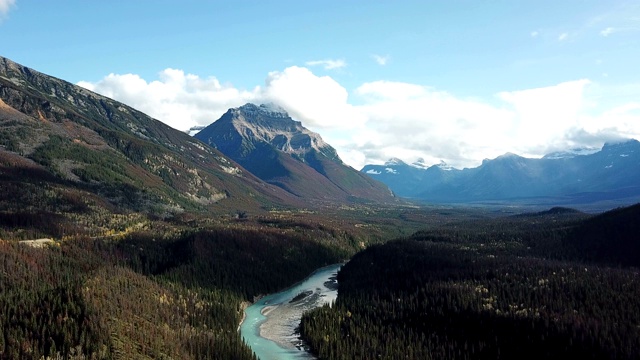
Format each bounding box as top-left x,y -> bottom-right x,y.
362,140 -> 640,205
362,158 -> 438,198
0,56 -> 300,225
195,103 -> 394,203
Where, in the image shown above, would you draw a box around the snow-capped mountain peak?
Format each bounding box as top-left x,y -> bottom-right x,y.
385,157 -> 406,166
436,160 -> 454,171
543,147 -> 599,159
411,158 -> 429,169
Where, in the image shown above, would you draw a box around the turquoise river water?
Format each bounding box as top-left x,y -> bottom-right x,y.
239,263 -> 342,360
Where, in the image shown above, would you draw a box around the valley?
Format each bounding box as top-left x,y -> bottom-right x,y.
1,55 -> 639,359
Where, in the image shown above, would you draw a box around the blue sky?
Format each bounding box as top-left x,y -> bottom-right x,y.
2,0 -> 640,169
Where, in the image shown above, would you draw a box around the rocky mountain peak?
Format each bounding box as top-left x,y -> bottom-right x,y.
602,138 -> 640,153
195,103 -> 394,202
411,158 -> 428,169
217,103 -> 340,162
236,102 -> 291,119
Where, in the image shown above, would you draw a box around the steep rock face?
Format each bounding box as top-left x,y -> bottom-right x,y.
195,104 -> 394,203
0,56 -> 299,218
362,139 -> 640,205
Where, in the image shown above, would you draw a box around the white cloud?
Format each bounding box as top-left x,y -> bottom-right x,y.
372,54 -> 389,65
0,0 -> 15,17
262,66 -> 365,129
304,59 -> 347,70
79,67 -> 640,171
600,27 -> 616,36
497,80 -> 591,154
558,32 -> 568,41
530,31 -> 539,38
353,81 -> 516,168
347,78 -> 640,169
78,69 -> 259,130
77,65 -> 365,132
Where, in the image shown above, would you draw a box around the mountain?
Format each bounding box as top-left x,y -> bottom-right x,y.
362,158 -> 461,198
362,158 -> 437,198
195,103 -> 394,203
362,140 -> 640,205
0,55 -> 300,231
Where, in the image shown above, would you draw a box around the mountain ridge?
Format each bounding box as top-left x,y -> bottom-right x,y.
362,139 -> 640,206
0,55 -> 302,234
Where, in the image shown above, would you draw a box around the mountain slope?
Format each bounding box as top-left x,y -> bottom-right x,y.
195,103 -> 394,203
0,55 -> 299,237
562,202 -> 640,267
363,140 -> 640,205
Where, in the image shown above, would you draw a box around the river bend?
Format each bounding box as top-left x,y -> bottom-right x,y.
240,263 -> 342,360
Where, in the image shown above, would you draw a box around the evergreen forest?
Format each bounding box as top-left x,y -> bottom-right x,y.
300,205 -> 640,359
2,197 -> 640,359
0,217 -> 359,359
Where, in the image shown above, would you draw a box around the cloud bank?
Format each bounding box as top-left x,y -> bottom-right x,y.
78,66 -> 640,170
78,69 -> 259,130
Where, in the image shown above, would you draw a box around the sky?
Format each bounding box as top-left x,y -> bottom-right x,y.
2,0 -> 640,170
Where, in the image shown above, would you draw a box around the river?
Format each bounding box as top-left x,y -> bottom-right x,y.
240,263 -> 342,360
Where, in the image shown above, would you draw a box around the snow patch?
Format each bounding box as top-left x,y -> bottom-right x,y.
436,160 -> 454,171
385,168 -> 398,174
384,157 -> 405,166
410,158 -> 428,169
544,147 -> 599,159
366,169 -> 381,175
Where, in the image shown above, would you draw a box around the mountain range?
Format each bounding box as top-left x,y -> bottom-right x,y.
194,103 -> 394,203
0,55 -> 304,225
362,140 -> 640,206
0,55 -> 393,233
3,53 -> 638,218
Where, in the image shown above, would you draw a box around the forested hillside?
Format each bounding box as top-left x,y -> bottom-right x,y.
301,205 -> 640,359
0,219 -> 355,359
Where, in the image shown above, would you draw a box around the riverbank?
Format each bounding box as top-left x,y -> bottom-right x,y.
238,301 -> 251,332
260,303 -> 303,349
239,263 -> 342,360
